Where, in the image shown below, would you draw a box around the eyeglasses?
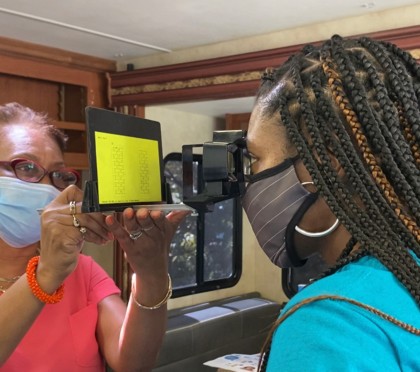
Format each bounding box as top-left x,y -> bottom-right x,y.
0,158 -> 80,190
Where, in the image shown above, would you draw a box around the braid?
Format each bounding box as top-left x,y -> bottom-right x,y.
356,39 -> 420,208
257,33 -> 420,297
396,102 -> 420,166
322,44 -> 420,292
287,61 -> 388,248
256,35 -> 420,367
380,40 -> 420,119
291,53 -> 419,290
354,50 -> 420,199
322,55 -> 420,251
257,337 -> 272,372
309,71 -> 413,250
326,42 -> 420,229
379,40 -> 420,79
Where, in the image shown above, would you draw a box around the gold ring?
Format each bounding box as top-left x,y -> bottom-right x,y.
69,201 -> 76,214
72,215 -> 81,228
79,226 -> 87,240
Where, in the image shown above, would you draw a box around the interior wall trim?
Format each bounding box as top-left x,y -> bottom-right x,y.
0,35 -> 116,73
109,25 -> 420,108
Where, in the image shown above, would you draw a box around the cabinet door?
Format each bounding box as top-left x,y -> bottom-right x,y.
225,112 -> 250,131
0,74 -> 60,117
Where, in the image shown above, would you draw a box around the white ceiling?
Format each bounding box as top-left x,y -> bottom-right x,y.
0,0 -> 419,60
0,0 -> 419,116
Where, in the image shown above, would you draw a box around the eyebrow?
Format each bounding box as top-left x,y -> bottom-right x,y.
11,153 -> 65,168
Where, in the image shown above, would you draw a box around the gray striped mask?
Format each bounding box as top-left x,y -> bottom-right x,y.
241,159 -> 317,268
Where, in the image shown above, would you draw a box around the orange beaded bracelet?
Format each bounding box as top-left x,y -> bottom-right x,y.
26,256 -> 64,304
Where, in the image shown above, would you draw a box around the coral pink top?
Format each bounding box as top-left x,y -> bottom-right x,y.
1,254 -> 120,372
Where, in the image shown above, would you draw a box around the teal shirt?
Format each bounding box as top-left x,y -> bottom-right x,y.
266,255 -> 420,371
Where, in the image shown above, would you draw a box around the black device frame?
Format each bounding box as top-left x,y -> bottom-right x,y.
163,152 -> 242,297
82,107 -> 166,213
181,129 -> 247,212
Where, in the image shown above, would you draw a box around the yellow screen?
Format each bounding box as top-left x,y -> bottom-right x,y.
95,131 -> 162,204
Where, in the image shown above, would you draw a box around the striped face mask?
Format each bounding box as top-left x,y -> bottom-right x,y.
241,159 -> 317,268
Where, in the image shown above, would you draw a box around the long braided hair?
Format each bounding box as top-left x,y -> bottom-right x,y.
256,35 -> 420,371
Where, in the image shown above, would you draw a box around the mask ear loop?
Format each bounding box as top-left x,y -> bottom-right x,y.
294,181 -> 340,238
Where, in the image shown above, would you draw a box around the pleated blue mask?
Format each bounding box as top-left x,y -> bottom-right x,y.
0,177 -> 60,248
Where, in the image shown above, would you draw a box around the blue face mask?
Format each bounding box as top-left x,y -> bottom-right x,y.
0,177 -> 60,248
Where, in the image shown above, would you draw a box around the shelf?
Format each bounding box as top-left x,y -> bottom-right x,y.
0,38 -> 112,172
63,152 -> 88,170
52,121 -> 87,164
53,120 -> 85,131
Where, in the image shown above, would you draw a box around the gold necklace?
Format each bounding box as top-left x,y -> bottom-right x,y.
0,283 -> 12,295
0,276 -> 21,295
0,276 -> 21,283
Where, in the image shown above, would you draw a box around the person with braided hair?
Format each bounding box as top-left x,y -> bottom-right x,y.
241,35 -> 420,371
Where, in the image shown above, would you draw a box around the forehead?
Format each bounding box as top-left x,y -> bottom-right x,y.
247,103 -> 294,158
0,123 -> 63,162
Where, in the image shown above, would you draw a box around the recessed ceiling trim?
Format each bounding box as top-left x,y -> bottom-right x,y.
0,7 -> 172,53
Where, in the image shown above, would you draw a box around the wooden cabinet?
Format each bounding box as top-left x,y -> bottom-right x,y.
0,36 -> 116,170
225,112 -> 250,131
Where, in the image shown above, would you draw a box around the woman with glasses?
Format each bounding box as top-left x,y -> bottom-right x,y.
0,102 -> 189,371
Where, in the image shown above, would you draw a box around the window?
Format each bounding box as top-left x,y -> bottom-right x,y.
164,153 -> 242,297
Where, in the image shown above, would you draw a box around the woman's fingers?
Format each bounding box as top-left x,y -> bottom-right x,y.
105,208 -> 160,243
105,213 -> 130,242
72,212 -> 110,244
63,187 -> 111,242
123,208 -> 154,235
166,210 -> 191,228
41,186 -> 112,249
123,208 -> 190,240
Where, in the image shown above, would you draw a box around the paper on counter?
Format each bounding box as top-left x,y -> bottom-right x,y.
203,353 -> 260,371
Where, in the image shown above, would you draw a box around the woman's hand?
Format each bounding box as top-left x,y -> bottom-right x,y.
105,207 -> 189,308
37,185 -> 111,292
104,207 -> 190,278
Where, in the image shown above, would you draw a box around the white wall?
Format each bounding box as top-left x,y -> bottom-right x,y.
119,4 -> 420,70
145,106 -> 223,156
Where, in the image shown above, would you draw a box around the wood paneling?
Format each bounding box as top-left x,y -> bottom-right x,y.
0,74 -> 60,118
225,112 -> 251,131
0,38 -> 115,169
0,35 -> 115,73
